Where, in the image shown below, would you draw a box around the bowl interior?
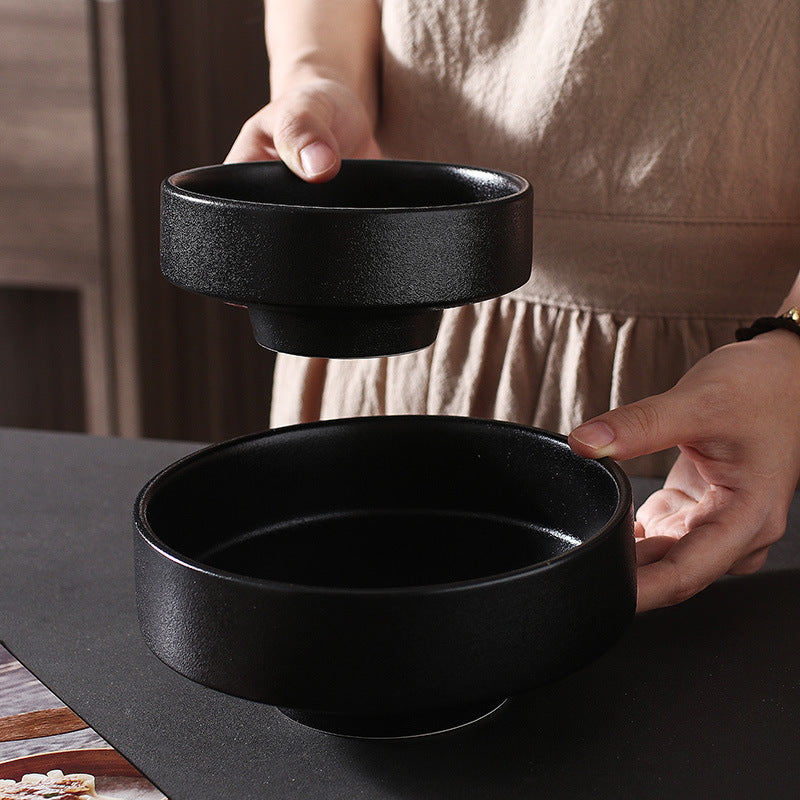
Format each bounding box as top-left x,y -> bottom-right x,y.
193,510 -> 579,588
170,160 -> 527,210
141,417 -> 623,590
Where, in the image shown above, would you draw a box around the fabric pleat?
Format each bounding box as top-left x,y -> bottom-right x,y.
270,297 -> 757,476
269,0 -> 800,478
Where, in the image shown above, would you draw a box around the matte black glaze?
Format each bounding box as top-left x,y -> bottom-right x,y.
134,416 -> 636,736
160,160 -> 533,356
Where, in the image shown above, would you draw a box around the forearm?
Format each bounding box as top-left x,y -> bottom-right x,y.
265,0 -> 381,125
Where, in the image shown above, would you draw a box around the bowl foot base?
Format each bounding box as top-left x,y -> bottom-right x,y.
248,304 -> 443,357
278,698 -> 507,739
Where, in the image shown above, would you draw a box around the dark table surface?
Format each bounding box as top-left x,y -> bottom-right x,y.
1,427 -> 798,799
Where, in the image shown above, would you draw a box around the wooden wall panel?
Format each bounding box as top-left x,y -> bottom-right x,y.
0,289 -> 85,432
1,0 -> 274,442
91,0 -> 141,437
0,0 -> 112,433
120,0 -> 275,443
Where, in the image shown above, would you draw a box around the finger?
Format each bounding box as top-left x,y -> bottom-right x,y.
636,517 -> 744,611
225,117 -> 280,164
568,386 -> 701,463
635,487 -> 695,537
635,535 -> 676,566
297,140 -> 339,181
271,103 -> 340,181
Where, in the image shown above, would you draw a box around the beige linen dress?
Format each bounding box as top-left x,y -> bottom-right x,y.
271,0 -> 800,476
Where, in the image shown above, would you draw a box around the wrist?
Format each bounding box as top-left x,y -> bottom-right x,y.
271,55 -> 343,92
741,326 -> 800,381
735,306 -> 800,345
266,0 -> 380,116
757,326 -> 800,355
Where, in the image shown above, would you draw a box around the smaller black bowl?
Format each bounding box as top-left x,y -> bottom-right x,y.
160,160 -> 532,357
134,416 -> 635,738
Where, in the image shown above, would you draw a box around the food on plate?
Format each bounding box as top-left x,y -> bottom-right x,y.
0,769 -> 120,799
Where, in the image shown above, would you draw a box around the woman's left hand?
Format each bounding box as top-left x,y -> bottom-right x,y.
568,330 -> 800,612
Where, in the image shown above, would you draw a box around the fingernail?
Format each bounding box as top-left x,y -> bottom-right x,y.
571,421 -> 615,450
299,141 -> 336,177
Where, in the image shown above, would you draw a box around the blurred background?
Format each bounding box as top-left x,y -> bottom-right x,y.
1,0 -> 276,443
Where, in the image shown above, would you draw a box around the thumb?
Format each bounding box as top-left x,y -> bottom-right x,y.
296,140 -> 339,181
269,96 -> 341,182
568,389 -> 694,462
276,131 -> 339,183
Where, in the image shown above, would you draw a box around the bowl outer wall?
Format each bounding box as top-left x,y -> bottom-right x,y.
159,160 -> 533,309
133,417 -> 636,715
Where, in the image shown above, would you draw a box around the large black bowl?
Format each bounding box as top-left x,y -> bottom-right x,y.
134,416 -> 636,738
160,160 -> 532,357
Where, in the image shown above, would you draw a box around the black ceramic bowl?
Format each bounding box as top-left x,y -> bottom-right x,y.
160,160 -> 533,357
134,416 -> 636,738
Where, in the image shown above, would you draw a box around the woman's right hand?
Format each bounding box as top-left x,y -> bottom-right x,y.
225,77 -> 381,182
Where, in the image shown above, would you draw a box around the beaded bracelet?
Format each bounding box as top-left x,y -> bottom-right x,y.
735,306 -> 800,342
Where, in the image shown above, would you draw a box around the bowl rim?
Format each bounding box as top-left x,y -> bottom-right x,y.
163,159 -> 532,214
134,415 -> 632,597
